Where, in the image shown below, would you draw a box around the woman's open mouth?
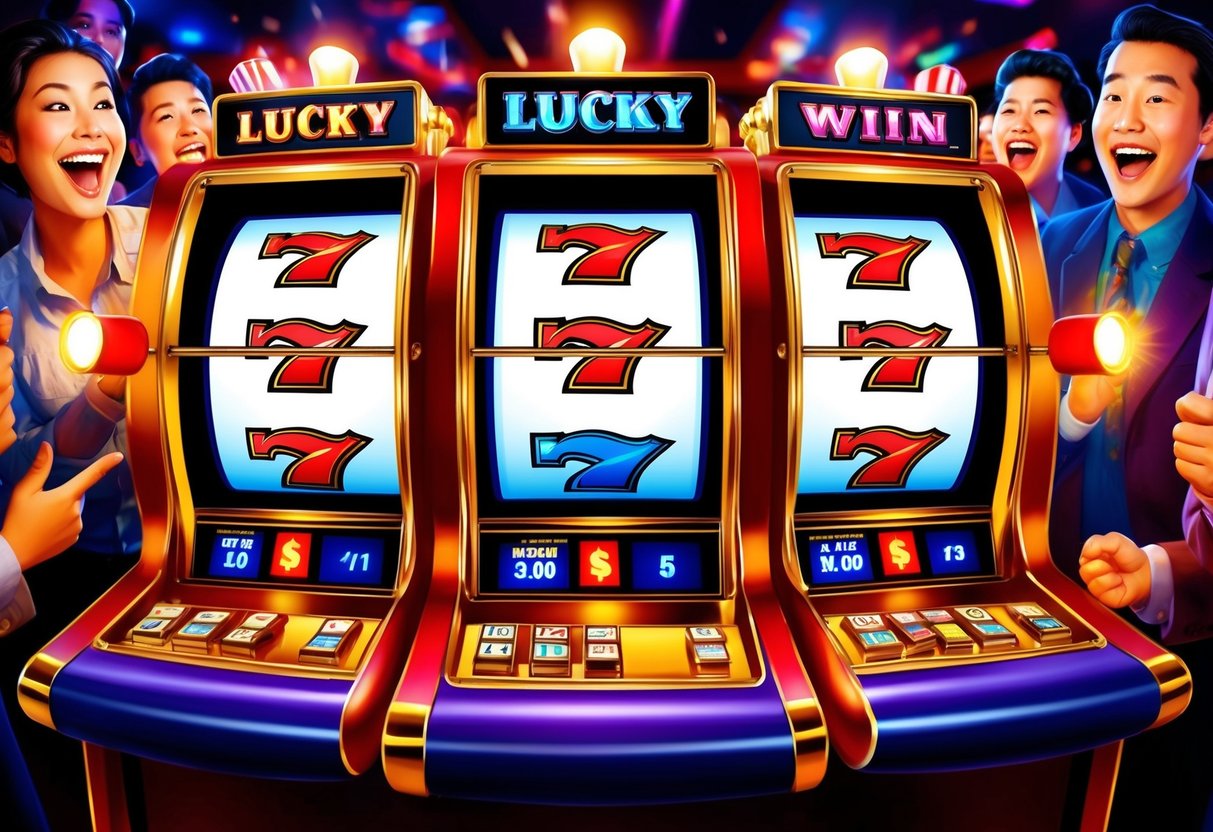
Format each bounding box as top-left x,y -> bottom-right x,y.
1006,140 -> 1037,171
58,152 -> 106,197
175,142 -> 208,164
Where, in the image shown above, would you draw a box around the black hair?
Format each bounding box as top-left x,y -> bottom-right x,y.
1098,4 -> 1213,121
994,49 -> 1094,125
0,19 -> 125,197
42,0 -> 134,31
128,53 -> 213,139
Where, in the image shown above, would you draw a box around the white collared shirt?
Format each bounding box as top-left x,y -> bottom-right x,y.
0,206 -> 146,554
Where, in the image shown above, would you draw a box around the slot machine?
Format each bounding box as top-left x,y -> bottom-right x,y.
18,51 -> 452,822
738,58 -> 1190,817
383,31 -> 826,803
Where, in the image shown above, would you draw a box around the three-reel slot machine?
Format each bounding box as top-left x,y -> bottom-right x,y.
739,64 -> 1191,792
13,29 -> 1198,824
381,42 -> 825,803
18,57 -> 453,802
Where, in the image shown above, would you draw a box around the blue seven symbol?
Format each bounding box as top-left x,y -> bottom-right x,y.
530,430 -> 674,492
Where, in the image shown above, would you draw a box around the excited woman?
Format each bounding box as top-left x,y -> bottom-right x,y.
0,19 -> 142,562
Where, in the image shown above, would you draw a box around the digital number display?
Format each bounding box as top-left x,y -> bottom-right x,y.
925,529 -> 981,577
480,532 -> 720,595
632,541 -> 702,591
318,536 -> 385,586
800,524 -> 991,586
807,533 -> 874,585
195,525 -> 398,589
497,541 -> 571,591
208,531 -> 263,579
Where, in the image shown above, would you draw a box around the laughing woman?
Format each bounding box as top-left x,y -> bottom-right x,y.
0,19 -> 141,560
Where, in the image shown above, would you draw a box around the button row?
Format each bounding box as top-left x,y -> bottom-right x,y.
840,604 -> 1071,663
472,625 -> 732,678
130,604 -> 361,666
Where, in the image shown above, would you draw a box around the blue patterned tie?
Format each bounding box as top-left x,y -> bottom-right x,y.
1101,232 -> 1136,459
1101,232 -> 1136,314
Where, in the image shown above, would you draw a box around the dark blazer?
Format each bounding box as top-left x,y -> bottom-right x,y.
1043,190 -> 1213,580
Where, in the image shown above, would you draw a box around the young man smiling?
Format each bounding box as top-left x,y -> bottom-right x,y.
119,53 -> 213,208
1043,4 -> 1213,596
992,49 -> 1104,229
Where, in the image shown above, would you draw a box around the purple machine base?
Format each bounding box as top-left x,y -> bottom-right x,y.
50,647 -> 354,779
425,671 -> 796,804
859,644 -> 1161,770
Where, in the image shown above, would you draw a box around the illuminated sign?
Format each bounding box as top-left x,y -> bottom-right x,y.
772,84 -> 974,159
215,83 -> 419,156
480,74 -> 713,147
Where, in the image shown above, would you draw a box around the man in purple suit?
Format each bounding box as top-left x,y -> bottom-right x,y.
1045,5 -> 1213,612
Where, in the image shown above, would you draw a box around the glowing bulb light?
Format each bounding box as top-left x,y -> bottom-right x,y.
60,312 -> 149,376
835,46 -> 888,89
569,28 -> 625,72
1048,312 -> 1132,376
1093,313 -> 1131,375
309,45 -> 359,87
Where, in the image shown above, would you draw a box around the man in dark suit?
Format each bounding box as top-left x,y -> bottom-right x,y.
992,49 -> 1105,230
1045,5 -> 1213,589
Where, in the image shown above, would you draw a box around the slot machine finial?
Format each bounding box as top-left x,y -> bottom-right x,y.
834,46 -> 888,90
309,45 -> 359,87
914,64 -> 966,95
569,28 -> 625,72
229,57 -> 286,94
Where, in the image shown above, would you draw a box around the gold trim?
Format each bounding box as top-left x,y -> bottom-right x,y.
167,346 -> 395,358
471,347 -> 725,358
475,73 -> 717,150
803,346 -> 1011,357
17,652 -> 65,728
1145,652 -> 1192,727
160,163 -> 415,593
777,164 -> 1024,591
785,697 -> 828,790
382,700 -> 430,796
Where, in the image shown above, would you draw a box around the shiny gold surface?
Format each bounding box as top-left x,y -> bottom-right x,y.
778,164 -> 1024,594
158,163 -> 415,592
785,698 -> 828,791
17,652 -> 64,729
382,700 -> 431,796
1146,653 -> 1193,727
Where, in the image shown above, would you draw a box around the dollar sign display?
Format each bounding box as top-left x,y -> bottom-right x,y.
589,547 -> 613,582
280,538 -> 302,571
889,538 -> 910,570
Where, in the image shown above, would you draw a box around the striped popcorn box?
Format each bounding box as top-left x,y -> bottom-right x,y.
914,64 -> 966,95
229,58 -> 285,93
